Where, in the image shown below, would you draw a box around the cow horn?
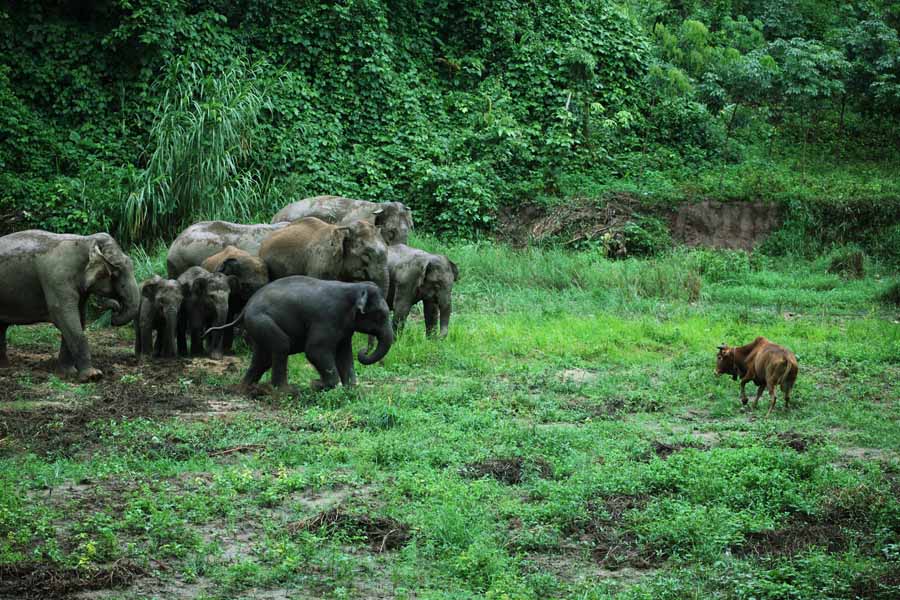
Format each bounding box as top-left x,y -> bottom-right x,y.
717,343 -> 727,350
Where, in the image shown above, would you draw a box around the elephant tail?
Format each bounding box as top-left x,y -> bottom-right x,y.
203,312 -> 243,338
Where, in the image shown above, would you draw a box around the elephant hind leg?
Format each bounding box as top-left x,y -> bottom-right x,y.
0,323 -> 9,367
242,346 -> 272,389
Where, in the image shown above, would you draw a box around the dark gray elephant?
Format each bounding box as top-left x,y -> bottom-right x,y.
259,217 -> 390,296
387,244 -> 459,337
0,230 -> 139,381
134,276 -> 184,359
201,246 -> 269,353
271,195 -> 413,245
206,276 -> 393,393
176,267 -> 233,359
166,221 -> 289,278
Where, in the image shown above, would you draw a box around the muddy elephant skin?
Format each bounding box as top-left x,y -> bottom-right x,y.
176,267 -> 233,359
207,276 -> 394,392
0,230 -> 140,381
259,217 -> 390,297
271,195 -> 413,245
201,246 -> 269,353
135,276 -> 184,359
387,244 -> 458,337
166,220 -> 289,278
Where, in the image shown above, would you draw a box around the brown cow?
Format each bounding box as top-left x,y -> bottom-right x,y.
715,337 -> 798,417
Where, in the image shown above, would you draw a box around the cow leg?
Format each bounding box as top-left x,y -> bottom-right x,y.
752,385 -> 764,409
765,383 -> 777,418
782,382 -> 792,409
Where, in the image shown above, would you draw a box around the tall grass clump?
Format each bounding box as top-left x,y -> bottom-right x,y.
122,60 -> 270,244
445,241 -> 701,303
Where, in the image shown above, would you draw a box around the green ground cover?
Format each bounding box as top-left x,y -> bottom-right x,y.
1,243 -> 898,599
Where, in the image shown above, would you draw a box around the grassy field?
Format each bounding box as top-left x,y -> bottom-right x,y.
1,240 -> 898,599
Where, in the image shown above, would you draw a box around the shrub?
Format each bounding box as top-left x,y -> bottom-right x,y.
826,247 -> 866,279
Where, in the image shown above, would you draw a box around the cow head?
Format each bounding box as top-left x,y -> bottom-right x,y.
715,344 -> 739,381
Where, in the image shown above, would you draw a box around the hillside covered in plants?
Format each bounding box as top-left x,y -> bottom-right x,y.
2,0 -> 900,253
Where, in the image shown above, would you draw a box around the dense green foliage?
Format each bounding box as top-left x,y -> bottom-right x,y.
2,1 -> 898,247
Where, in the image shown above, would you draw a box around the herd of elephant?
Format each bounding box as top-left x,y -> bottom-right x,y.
0,196 -> 458,393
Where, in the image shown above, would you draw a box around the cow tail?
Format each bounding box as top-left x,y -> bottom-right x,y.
771,358 -> 791,389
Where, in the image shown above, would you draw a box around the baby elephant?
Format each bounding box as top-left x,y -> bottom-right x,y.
206,276 -> 394,393
177,267 -> 233,359
716,336 -> 798,417
134,276 -> 184,359
387,244 -> 458,337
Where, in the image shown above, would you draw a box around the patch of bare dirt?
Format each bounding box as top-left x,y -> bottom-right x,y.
460,456 -> 554,485
0,560 -> 145,599
670,199 -> 781,250
565,494 -> 660,570
495,196 -> 640,252
0,328 -> 259,456
288,508 -> 411,553
559,368 -> 600,384
771,431 -> 822,453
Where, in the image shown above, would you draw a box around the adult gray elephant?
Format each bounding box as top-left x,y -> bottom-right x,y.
259,217 -> 390,297
271,195 -> 413,245
0,230 -> 139,381
205,276 -> 394,393
135,276 -> 184,360
166,221 -> 289,278
387,244 -> 459,338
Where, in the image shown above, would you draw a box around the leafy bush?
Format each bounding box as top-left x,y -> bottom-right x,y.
622,216 -> 673,257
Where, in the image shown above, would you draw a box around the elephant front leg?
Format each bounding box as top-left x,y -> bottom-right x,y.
54,304 -> 101,382
336,336 -> 356,387
423,300 -> 438,337
0,323 -> 9,367
306,347 -> 340,391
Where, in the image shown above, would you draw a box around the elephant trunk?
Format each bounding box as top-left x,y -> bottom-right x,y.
209,303 -> 229,359
372,265 -> 390,300
357,324 -> 393,365
163,309 -> 179,357
110,277 -> 140,327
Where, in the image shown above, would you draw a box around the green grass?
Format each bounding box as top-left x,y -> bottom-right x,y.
1,243 -> 898,599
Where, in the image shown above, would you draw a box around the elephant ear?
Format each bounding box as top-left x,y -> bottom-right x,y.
448,259 -> 459,282
217,257 -> 241,277
141,276 -> 162,300
191,277 -> 209,297
84,242 -> 114,291
354,287 -> 369,315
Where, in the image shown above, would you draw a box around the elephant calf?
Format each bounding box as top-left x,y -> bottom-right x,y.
177,267 -> 233,359
206,276 -> 394,393
135,276 -> 184,359
387,244 -> 458,337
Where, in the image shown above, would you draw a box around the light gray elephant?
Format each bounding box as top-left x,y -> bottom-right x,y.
135,276 -> 184,359
0,230 -> 140,381
166,221 -> 289,278
259,217 -> 390,296
387,244 -> 458,338
271,195 -> 413,245
176,267 -> 233,359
